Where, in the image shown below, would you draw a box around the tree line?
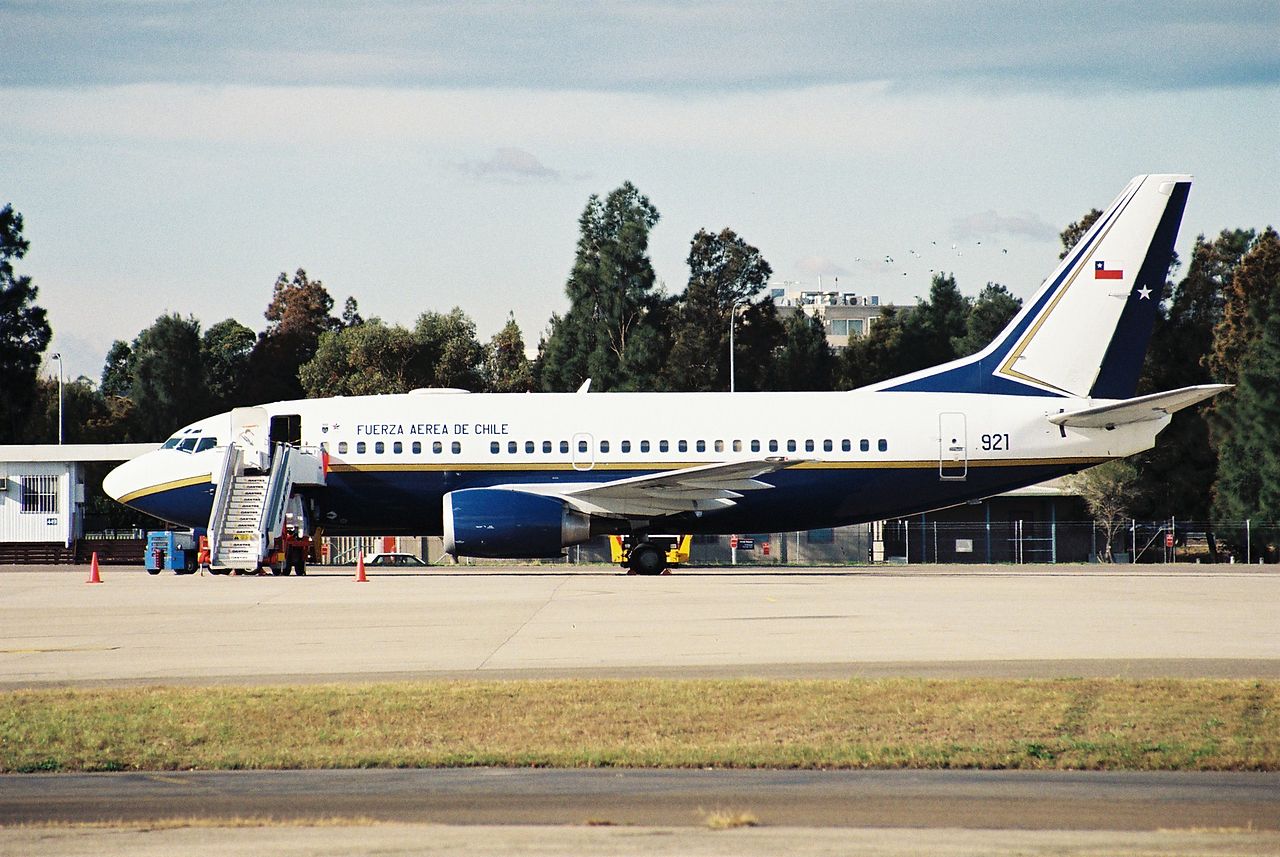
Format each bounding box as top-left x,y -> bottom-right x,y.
1,186 -> 1277,556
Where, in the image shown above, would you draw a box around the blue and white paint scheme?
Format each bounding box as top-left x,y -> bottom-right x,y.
104,174 -> 1225,573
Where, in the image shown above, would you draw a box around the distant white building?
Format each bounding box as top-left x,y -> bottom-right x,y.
769,281 -> 888,348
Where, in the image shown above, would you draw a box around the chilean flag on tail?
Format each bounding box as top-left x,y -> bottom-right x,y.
1094,260 -> 1124,279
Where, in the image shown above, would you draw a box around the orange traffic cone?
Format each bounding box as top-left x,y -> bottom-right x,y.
355,550 -> 368,583
86,551 -> 103,584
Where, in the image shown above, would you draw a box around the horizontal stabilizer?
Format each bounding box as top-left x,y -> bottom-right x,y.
1049,384 -> 1230,429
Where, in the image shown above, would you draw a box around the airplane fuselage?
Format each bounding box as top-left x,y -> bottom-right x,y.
110,388 -> 1160,536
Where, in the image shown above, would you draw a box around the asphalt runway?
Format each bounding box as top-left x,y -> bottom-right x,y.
2,563 -> 1277,855
0,564 -> 1277,686
3,769 -> 1278,830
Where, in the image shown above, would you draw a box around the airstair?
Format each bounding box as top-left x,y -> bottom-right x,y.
206,442 -> 324,571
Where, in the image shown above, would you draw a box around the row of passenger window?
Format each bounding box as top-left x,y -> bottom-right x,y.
486,438 -> 890,454
334,440 -> 462,455
331,437 -> 891,457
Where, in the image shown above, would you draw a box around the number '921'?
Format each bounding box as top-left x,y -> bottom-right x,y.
981,433 -> 1010,451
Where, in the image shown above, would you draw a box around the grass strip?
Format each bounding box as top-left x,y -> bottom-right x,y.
1,678 -> 1274,772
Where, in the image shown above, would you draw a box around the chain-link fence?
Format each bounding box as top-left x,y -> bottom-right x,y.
825,519 -> 1277,565
312,520 -> 1280,567
562,520 -> 1280,566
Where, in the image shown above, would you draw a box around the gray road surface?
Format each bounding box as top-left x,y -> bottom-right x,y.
2,769 -> 1278,830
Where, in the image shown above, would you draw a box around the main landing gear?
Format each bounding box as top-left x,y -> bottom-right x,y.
626,542 -> 669,576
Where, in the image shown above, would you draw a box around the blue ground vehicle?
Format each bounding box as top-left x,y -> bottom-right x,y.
145,530 -> 202,574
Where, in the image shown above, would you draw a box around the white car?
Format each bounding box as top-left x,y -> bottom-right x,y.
363,552 -> 430,568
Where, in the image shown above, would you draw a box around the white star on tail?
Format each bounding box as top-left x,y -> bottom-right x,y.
1137,286 -> 1152,300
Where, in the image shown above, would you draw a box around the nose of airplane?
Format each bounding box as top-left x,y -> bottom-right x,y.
103,454 -> 150,505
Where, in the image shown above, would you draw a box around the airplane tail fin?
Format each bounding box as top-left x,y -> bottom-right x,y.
879,174 -> 1192,399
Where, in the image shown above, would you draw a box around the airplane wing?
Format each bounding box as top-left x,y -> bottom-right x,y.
502,457 -> 797,518
1049,384 -> 1230,429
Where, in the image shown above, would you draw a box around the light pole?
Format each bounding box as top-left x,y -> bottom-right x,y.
51,352 -> 64,445
728,299 -> 749,393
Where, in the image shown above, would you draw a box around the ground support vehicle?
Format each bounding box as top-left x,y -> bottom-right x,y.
145,530 -> 202,574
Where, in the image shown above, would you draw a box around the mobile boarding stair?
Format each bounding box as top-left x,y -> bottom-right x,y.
205,442 -> 325,572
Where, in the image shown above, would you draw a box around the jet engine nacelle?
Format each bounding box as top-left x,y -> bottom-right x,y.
442,488 -> 592,558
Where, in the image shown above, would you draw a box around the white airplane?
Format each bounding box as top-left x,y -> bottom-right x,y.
104,174 -> 1225,574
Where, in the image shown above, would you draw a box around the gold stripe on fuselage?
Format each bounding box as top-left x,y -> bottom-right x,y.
325,457 -> 1108,474
117,474 -> 211,504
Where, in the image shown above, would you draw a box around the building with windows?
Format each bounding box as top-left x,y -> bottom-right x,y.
769,282 -> 887,348
0,444 -> 157,561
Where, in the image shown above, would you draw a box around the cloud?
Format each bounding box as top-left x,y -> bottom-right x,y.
952,210 -> 1059,242
0,82 -> 940,155
2,2 -> 1276,94
795,256 -> 851,277
453,148 -> 561,182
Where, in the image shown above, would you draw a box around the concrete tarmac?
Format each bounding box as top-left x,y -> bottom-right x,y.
0,564 -> 1277,686
6,825 -> 1279,857
2,563 -> 1277,856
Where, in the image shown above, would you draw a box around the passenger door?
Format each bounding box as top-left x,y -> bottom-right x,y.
232,407 -> 271,470
270,413 -> 302,449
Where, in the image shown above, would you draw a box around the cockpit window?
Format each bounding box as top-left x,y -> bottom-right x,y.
177,438 -> 199,452
195,437 -> 217,453
161,438 -> 181,449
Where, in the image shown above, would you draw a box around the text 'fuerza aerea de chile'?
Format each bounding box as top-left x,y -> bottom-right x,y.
355,423 -> 511,436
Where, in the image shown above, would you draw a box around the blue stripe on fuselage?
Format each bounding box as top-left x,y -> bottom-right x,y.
127,481 -> 217,529
131,463 -> 1099,537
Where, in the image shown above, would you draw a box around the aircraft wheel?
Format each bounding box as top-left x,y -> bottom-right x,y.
147,567 -> 161,576
628,544 -> 667,576
283,547 -> 306,576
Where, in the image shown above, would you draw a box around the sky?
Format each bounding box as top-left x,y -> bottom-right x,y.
2,1 -> 1278,382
